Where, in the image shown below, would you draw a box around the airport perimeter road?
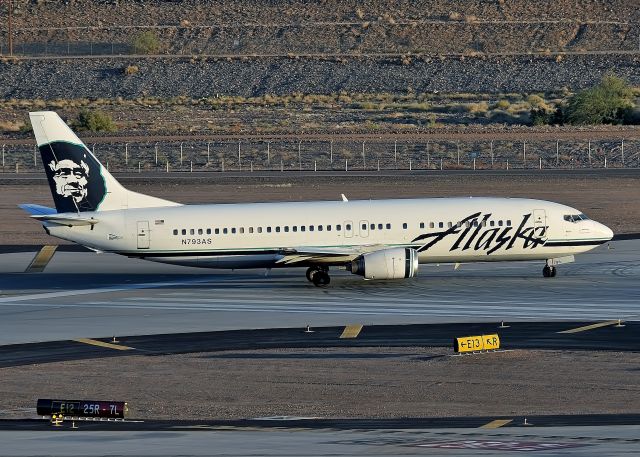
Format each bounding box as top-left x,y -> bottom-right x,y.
0,240 -> 638,345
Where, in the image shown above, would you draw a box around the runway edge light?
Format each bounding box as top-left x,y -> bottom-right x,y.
453,334 -> 501,353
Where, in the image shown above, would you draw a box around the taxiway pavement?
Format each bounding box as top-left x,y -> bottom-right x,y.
0,240 -> 638,345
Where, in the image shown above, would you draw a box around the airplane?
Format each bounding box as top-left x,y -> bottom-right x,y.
21,111 -> 614,286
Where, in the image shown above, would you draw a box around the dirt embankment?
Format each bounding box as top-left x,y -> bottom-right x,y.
7,0 -> 639,55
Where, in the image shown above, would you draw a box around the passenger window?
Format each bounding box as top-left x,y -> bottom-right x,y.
327,225 -> 332,231
275,227 -> 280,233
448,222 -> 453,228
490,220 -> 495,227
438,222 -> 444,228
249,227 -> 254,234
173,229 -> 178,235
402,223 -> 408,229
198,229 -> 203,235
206,228 -> 211,235
378,223 -> 383,230
223,228 -> 228,234
231,228 -> 236,234
267,227 -> 272,233
215,228 -> 220,235
345,224 -> 351,230
419,222 -> 424,229
498,220 -> 503,226
284,226 -> 289,232
309,225 -> 314,232
506,220 -> 512,226
190,229 -> 195,235
293,226 -> 298,232
318,225 -> 323,231
258,227 -> 263,233
465,221 -> 470,228
429,222 -> 435,229
362,223 -> 367,230
301,226 -> 306,232
337,224 -> 342,231
181,229 -> 186,235
386,223 -> 391,229
239,227 -> 245,234
370,223 -> 375,230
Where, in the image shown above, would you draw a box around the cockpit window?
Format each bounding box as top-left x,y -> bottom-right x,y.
564,214 -> 589,223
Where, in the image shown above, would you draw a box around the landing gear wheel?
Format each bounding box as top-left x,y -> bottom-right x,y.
542,265 -> 557,278
312,271 -> 331,287
305,267 -> 317,282
306,266 -> 328,283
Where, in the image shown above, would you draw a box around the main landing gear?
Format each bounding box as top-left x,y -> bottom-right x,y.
542,263 -> 557,278
306,266 -> 330,287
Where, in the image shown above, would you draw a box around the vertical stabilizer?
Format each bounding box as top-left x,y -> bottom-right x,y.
29,111 -> 179,213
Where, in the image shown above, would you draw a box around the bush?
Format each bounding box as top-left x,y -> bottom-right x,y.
123,65 -> 139,76
565,74 -> 635,125
131,31 -> 161,54
530,107 -> 553,126
75,110 -> 117,132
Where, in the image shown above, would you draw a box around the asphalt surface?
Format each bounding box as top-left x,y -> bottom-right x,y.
0,321 -> 637,368
4,414 -> 640,431
1,239 -> 639,345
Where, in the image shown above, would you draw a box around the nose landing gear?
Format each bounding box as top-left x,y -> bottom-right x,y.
306,266 -> 331,287
542,264 -> 557,278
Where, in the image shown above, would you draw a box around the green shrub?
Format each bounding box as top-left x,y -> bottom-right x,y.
530,107 -> 552,126
565,74 -> 635,125
75,110 -> 117,132
131,31 -> 161,54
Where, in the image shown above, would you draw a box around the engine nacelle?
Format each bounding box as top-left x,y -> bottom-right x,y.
349,247 -> 419,280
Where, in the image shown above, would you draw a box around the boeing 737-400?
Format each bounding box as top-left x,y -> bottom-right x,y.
21,111 -> 614,286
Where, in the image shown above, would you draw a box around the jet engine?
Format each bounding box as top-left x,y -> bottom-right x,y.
348,247 -> 419,280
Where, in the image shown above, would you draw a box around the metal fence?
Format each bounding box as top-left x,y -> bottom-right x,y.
1,22 -> 639,57
1,138 -> 638,174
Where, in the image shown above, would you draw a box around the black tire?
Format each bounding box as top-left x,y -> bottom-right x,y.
312,271 -> 331,287
550,266 -> 557,277
543,265 -> 551,277
305,267 -> 317,282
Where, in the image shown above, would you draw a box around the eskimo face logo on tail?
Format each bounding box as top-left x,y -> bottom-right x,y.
49,159 -> 89,202
40,142 -> 106,213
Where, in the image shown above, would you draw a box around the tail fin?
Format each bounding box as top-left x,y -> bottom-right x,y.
29,111 -> 180,213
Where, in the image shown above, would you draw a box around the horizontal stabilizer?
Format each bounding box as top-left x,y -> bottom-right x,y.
31,214 -> 98,227
18,204 -> 57,216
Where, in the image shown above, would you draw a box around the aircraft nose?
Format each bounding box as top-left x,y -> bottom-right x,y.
596,222 -> 614,240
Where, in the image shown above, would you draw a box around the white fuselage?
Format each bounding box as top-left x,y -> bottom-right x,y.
44,197 -> 613,270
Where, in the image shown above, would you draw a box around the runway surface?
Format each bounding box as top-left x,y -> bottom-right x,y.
1,423 -> 640,456
0,240 -> 639,345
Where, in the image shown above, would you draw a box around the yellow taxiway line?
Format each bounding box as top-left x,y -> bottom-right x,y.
25,245 -> 58,273
480,419 -> 513,429
339,325 -> 363,339
74,338 -> 134,351
558,320 -> 623,334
